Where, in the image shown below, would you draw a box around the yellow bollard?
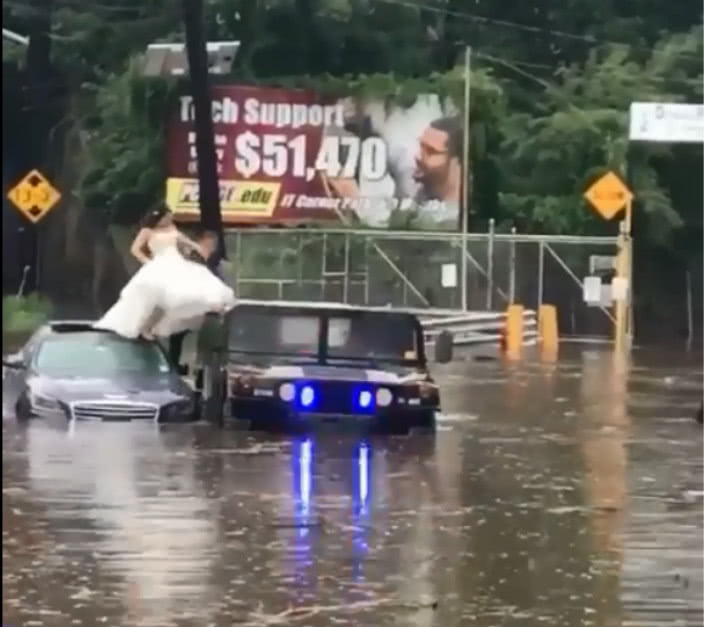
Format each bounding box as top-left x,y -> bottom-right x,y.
538,304 -> 559,357
505,304 -> 524,358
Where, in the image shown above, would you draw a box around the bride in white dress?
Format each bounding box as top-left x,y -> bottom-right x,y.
94,206 -> 236,340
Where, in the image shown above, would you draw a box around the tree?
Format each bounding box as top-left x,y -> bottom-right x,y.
497,27 -> 703,243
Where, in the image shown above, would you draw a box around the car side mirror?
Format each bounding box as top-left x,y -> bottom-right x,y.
177,364 -> 190,376
2,353 -> 25,369
434,331 -> 454,364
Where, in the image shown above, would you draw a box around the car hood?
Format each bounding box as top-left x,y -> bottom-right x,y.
28,372 -> 192,405
245,364 -> 426,385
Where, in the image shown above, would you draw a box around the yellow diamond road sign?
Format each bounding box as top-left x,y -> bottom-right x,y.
7,169 -> 62,224
584,171 -> 633,220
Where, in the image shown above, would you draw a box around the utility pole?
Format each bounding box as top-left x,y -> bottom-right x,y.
23,0 -> 53,292
181,0 -> 225,254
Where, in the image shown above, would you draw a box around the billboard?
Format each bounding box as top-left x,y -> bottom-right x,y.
165,85 -> 464,230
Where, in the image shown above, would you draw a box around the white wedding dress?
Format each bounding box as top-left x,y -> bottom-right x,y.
94,229 -> 236,339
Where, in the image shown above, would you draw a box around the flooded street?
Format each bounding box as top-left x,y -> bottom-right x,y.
3,345 -> 702,627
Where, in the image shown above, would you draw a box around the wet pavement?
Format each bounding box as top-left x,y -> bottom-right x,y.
3,345 -> 703,627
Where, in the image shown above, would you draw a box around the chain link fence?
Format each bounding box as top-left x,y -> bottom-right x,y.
222,228 -> 620,339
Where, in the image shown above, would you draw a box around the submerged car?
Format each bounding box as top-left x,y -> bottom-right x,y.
3,321 -> 197,423
196,302 -> 453,433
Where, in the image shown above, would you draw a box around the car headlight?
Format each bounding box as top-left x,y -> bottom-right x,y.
279,382 -> 296,402
376,387 -> 393,407
30,393 -> 60,411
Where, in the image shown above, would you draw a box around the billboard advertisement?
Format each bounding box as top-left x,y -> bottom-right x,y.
165,85 -> 464,230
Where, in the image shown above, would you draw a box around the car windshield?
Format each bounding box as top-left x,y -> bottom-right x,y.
327,313 -> 418,362
229,308 -> 419,363
35,332 -> 171,377
229,310 -> 320,356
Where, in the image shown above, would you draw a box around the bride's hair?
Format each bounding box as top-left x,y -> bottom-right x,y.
142,203 -> 171,228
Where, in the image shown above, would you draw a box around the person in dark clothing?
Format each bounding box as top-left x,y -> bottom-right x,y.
168,229 -> 223,366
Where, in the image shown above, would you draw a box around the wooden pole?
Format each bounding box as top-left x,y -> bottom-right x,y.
182,0 -> 225,254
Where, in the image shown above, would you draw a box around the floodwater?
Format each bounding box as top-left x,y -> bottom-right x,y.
3,345 -> 703,627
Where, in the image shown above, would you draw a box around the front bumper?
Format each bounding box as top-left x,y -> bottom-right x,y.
228,377 -> 439,428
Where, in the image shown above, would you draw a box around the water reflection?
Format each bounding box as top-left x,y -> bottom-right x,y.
352,442 -> 371,578
579,350 -> 630,626
19,422 -> 219,626
2,346 -> 702,627
293,438 -> 313,534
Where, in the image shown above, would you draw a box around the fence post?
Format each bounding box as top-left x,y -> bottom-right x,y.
321,233 -> 327,300
486,218 -> 495,310
509,226 -> 517,305
235,230 -> 242,296
364,236 -> 370,305
686,268 -> 693,350
297,232 -> 303,292
278,232 -> 286,299
538,240 -> 544,309
343,231 -> 350,304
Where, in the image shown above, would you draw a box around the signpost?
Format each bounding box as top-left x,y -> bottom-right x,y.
583,170 -> 634,351
7,169 -> 62,223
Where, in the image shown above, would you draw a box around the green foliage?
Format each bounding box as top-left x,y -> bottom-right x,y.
77,59 -> 179,224
497,28 -> 703,241
3,294 -> 53,334
2,0 -> 701,246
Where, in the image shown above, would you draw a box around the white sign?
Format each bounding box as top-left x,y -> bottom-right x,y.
441,263 -> 457,288
583,276 -> 602,305
629,102 -> 704,143
611,277 -> 629,302
589,254 -> 616,274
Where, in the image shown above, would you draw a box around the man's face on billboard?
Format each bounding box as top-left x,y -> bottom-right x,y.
414,126 -> 453,188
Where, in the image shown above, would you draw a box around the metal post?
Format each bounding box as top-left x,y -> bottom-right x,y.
538,240 -> 545,309
628,235 -> 634,342
402,256 -> 408,306
509,226 -> 517,305
486,218 -> 495,310
297,232 -> 304,293
343,232 -> 350,304
321,233 -> 327,300
364,237 -> 370,305
686,269 -> 693,350
235,231 -> 241,295
614,216 -> 629,351
460,45 -> 471,312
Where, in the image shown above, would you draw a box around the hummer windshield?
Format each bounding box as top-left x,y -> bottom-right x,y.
227,306 -> 422,365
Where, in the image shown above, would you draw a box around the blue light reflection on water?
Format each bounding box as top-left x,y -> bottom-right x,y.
290,438 -> 314,593
290,437 -> 373,582
295,438 -> 312,539
352,441 -> 371,580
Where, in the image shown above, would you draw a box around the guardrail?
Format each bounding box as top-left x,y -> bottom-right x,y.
421,309 -> 537,347
233,298 -> 536,349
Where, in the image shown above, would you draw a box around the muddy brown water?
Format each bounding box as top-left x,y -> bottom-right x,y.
3,345 -> 703,627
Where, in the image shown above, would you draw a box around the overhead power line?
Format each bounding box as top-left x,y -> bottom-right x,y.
372,0 -> 703,61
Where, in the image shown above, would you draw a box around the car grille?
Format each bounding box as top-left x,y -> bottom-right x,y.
70,401 -> 159,421
303,381 -> 399,415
